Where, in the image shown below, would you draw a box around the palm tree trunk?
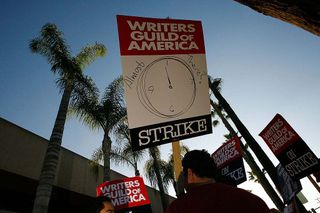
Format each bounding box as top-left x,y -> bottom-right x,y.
211,88 -> 279,186
134,161 -> 140,176
102,133 -> 112,181
32,84 -> 73,213
149,147 -> 168,212
234,0 -> 320,37
211,100 -> 284,210
211,88 -> 308,213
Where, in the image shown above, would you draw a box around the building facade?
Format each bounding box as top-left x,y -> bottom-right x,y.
0,117 -> 173,213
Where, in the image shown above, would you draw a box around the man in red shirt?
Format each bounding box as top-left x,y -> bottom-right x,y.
166,150 -> 271,213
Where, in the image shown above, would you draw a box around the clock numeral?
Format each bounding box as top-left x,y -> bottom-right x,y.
148,86 -> 154,94
169,105 -> 174,112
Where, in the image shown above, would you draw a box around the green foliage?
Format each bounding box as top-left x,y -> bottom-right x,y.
70,76 -> 126,131
247,169 -> 267,183
30,23 -> 72,77
75,42 -> 106,69
30,23 -> 106,213
144,144 -> 189,194
144,147 -> 171,193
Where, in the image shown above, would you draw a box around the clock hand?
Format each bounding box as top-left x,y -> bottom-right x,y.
165,66 -> 173,89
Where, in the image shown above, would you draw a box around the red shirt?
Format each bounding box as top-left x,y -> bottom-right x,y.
166,182 -> 270,213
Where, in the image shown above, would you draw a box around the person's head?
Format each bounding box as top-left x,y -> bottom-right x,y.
96,196 -> 115,213
182,150 -> 217,187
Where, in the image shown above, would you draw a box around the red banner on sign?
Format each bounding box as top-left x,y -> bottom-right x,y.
117,15 -> 205,56
96,176 -> 150,210
259,114 -> 300,156
212,136 -> 242,169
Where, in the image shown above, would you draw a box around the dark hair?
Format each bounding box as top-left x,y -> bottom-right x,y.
182,150 -> 217,179
96,196 -> 112,211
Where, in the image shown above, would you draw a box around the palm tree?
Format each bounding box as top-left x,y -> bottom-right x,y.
209,76 -> 280,187
29,23 -> 106,213
247,169 -> 267,183
145,147 -> 169,211
144,144 -> 189,210
70,76 -> 126,181
210,78 -> 308,213
110,120 -> 146,177
208,76 -> 284,210
90,118 -> 147,178
163,144 -> 189,196
211,95 -> 229,129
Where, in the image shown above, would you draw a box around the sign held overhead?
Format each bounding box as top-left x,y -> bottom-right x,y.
211,136 -> 247,185
117,15 -> 212,150
260,114 -> 319,180
96,176 -> 150,211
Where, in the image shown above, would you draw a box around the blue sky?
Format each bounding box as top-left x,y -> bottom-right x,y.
1,0 -> 320,210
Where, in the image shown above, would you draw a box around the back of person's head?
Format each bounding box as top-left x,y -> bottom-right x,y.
182,149 -> 217,179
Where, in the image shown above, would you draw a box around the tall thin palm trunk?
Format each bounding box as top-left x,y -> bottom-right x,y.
212,88 -> 279,185
33,83 -> 73,213
211,100 -> 284,210
102,133 -> 112,181
30,23 -> 106,212
134,161 -> 140,176
211,86 -> 308,213
149,147 -> 168,212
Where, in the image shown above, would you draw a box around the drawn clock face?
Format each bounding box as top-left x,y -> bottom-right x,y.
137,56 -> 196,118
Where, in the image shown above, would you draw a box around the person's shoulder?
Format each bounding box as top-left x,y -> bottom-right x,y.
214,183 -> 270,212
166,193 -> 188,213
166,198 -> 179,213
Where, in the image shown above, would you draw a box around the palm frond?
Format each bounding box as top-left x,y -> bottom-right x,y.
89,146 -> 104,180
110,146 -> 135,168
102,76 -> 125,107
29,23 -> 72,76
91,146 -> 104,164
144,158 -> 171,192
113,120 -> 130,144
162,161 -> 175,186
208,75 -> 223,92
212,120 -> 220,127
68,76 -> 102,130
247,169 -> 266,183
100,76 -> 126,132
211,109 -> 218,117
123,141 -> 146,163
149,147 -> 161,159
75,42 -> 106,69
144,159 -> 158,187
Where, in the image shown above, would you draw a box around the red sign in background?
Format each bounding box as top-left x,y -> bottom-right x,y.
212,136 -> 242,169
96,176 -> 150,210
260,113 -> 319,180
259,114 -> 300,156
117,15 -> 205,56
211,136 -> 246,185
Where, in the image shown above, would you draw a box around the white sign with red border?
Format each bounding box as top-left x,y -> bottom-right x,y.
117,15 -> 212,150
